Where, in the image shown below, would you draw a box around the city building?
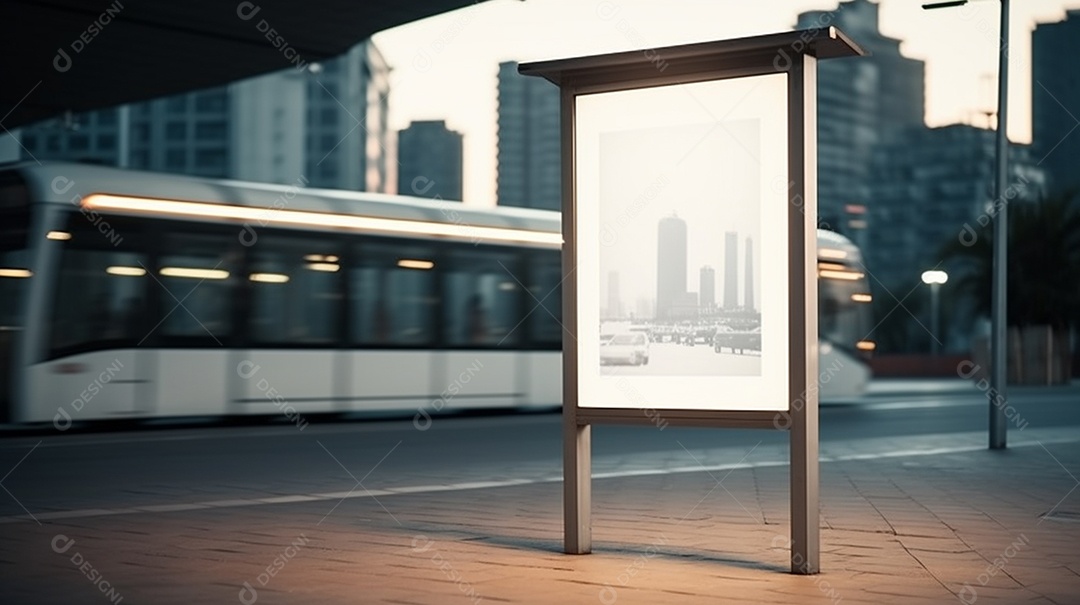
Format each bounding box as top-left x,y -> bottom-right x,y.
230,71 -> 307,183
795,0 -> 925,247
606,271 -> 622,320
744,238 -> 755,312
496,61 -> 561,210
723,232 -> 738,310
19,40 -> 391,192
656,215 -> 687,321
869,124 -> 1047,292
699,266 -> 716,311
1033,10 -> 1080,194
131,87 -> 233,178
18,108 -> 129,167
397,120 -> 464,200
305,41 -> 392,192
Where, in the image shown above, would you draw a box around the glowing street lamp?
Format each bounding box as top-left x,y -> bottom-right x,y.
920,270 -> 948,285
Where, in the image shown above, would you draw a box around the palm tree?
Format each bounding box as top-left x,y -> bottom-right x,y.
942,191 -> 1080,382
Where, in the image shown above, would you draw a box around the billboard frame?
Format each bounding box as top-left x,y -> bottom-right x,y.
520,27 -> 865,574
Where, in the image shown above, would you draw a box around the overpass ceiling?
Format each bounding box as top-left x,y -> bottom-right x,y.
1,0 -> 479,129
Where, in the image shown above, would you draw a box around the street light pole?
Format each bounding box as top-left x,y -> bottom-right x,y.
922,270 -> 949,356
931,284 -> 940,354
988,0 -> 1010,450
930,284 -> 940,355
923,0 -> 1010,449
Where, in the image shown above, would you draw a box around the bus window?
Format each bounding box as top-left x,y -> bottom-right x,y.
443,249 -> 522,347
248,237 -> 341,345
50,247 -> 149,356
0,179 -> 30,333
0,240 -> 30,332
0,189 -> 30,417
528,251 -> 562,346
350,243 -> 437,346
157,232 -> 237,343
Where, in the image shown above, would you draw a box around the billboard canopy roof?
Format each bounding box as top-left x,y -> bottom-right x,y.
520,27 -> 866,87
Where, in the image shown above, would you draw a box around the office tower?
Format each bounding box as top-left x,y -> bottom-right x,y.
1033,10 -> 1080,194
869,124 -> 1047,291
723,232 -> 738,310
397,120 -> 464,200
656,215 -> 687,320
795,0 -> 925,243
496,61 -> 561,210
744,238 -> 755,312
699,266 -> 716,311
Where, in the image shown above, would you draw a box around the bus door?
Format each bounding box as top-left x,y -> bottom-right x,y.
30,213 -> 153,423
0,212 -> 31,422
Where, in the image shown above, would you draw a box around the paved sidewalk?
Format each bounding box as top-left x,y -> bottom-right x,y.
2,428 -> 1080,604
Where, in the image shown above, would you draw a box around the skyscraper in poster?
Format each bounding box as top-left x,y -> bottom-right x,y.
656,215 -> 688,320
744,237 -> 755,311
700,266 -> 716,311
723,231 -> 738,309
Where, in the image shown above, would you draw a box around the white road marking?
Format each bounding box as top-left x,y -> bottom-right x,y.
0,414 -> 559,450
1,434 -> 1077,525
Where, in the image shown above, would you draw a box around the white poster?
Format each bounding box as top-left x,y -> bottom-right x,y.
575,73 -> 790,411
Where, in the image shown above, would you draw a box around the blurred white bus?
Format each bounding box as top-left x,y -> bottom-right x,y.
0,163 -> 871,425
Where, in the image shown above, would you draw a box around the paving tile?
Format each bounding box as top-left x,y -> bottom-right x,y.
4,435 -> 1080,603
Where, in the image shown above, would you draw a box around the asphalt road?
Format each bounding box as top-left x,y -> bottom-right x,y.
0,380 -> 1078,520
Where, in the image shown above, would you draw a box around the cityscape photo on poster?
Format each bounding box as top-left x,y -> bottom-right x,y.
574,73 -> 790,411
597,119 -> 762,377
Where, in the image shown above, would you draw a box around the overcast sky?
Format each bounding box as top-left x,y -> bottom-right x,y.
597,119 -> 762,308
373,0 -> 1080,205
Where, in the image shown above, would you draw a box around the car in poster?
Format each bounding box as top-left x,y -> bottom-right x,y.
713,326 -> 762,355
600,332 -> 650,366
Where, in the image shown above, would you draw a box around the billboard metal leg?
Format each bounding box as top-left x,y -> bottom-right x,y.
790,410 -> 819,574
788,50 -> 820,577
564,420 -> 591,554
